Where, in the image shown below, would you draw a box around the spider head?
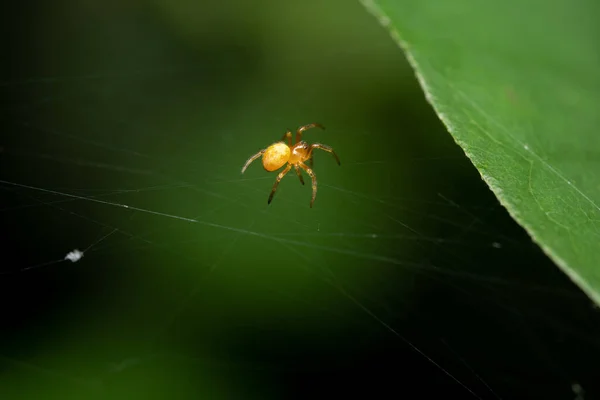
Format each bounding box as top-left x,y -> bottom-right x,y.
289,141 -> 311,164
295,141 -> 310,151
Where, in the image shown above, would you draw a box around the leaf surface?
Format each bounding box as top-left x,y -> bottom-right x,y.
361,0 -> 600,304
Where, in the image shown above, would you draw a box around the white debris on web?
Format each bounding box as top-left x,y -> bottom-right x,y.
64,249 -> 84,263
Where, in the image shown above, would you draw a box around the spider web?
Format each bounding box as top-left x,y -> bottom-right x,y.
1,1 -> 599,399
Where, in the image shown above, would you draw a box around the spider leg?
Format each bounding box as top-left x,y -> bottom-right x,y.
309,143 -> 340,166
281,130 -> 293,147
294,165 -> 305,185
308,155 -> 313,168
295,123 -> 324,144
241,149 -> 265,174
268,164 -> 292,204
299,162 -> 317,208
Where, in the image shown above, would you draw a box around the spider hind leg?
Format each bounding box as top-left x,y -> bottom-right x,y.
281,130 -> 293,147
241,149 -> 266,173
268,164 -> 292,204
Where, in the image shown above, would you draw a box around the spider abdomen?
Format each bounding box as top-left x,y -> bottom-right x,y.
262,142 -> 290,171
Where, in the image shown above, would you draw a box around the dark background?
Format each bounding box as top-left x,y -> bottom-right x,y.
1,1 -> 599,399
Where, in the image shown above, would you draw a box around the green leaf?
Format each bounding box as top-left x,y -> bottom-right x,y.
361,0 -> 600,305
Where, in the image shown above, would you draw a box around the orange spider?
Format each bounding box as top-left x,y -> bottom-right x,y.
241,123 -> 341,208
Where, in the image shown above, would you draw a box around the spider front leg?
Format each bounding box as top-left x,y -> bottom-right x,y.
295,123 -> 324,144
299,162 -> 317,208
268,164 -> 292,204
294,165 -> 305,185
309,143 -> 341,166
241,149 -> 266,173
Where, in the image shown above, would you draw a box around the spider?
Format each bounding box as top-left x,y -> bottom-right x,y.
241,123 -> 340,208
